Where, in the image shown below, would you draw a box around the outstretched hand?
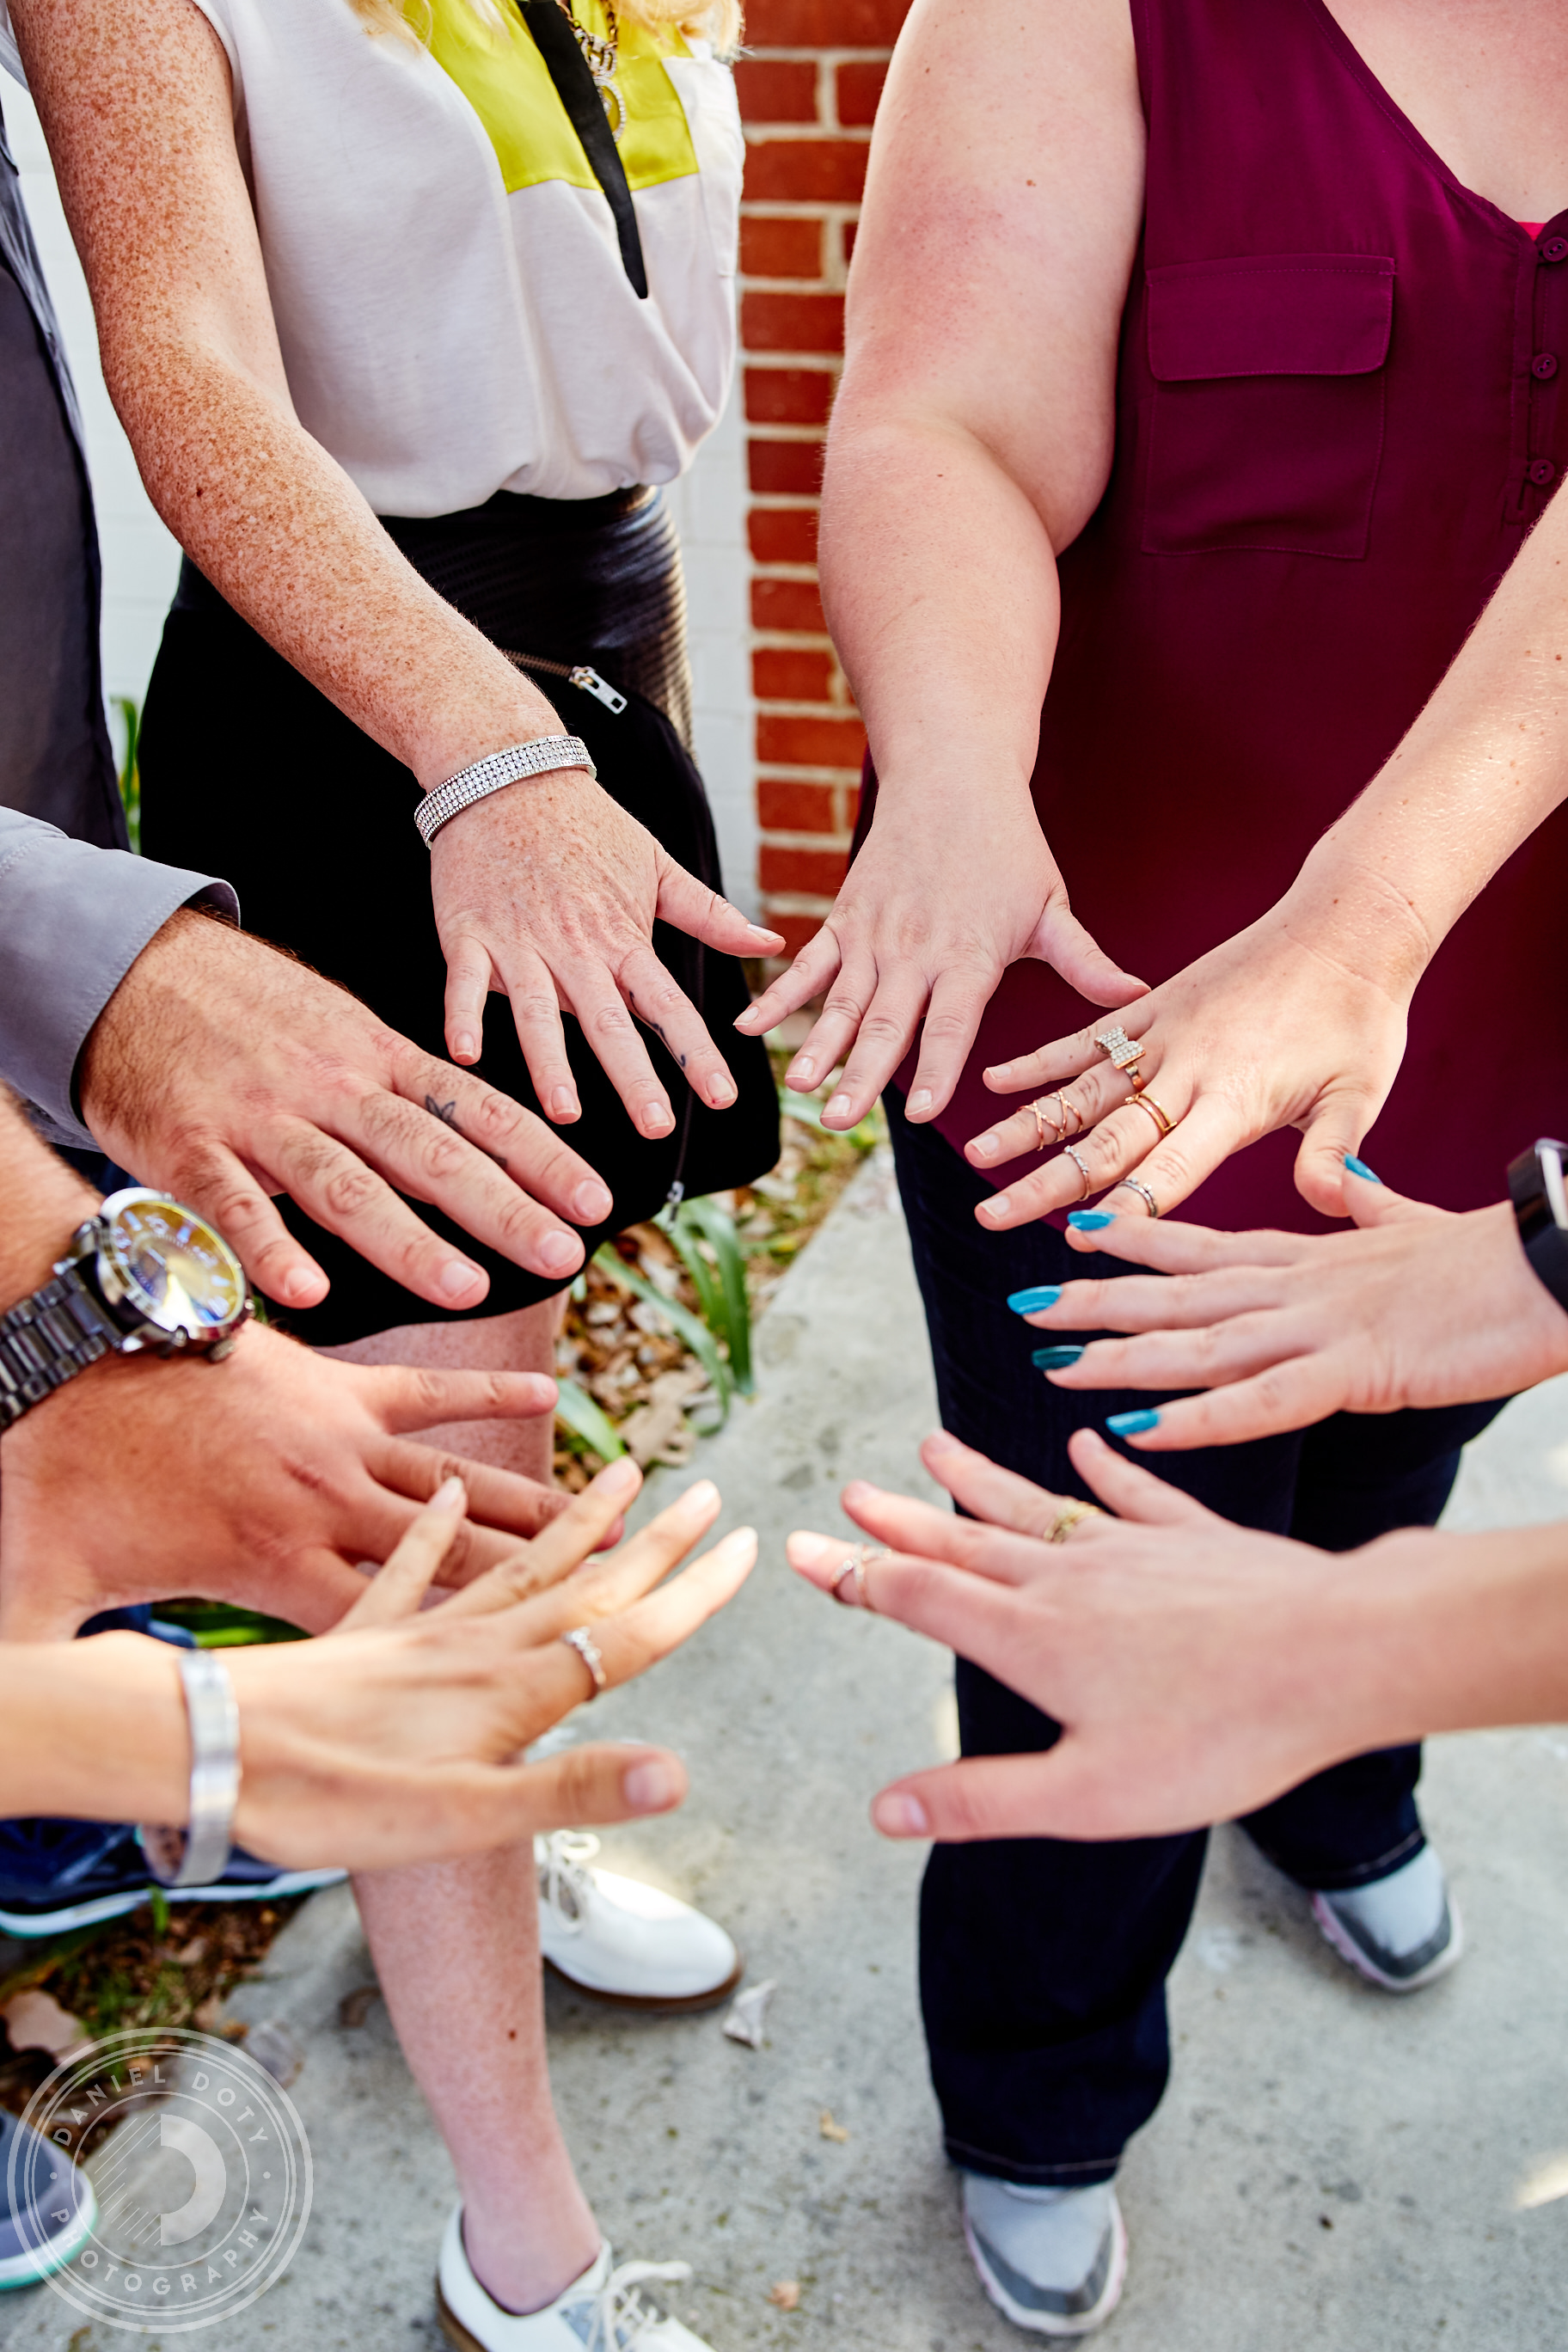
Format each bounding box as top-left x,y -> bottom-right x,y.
788,1429 -> 1396,1842
1016,1172 -> 1568,1447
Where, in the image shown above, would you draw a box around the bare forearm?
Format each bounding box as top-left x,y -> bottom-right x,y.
0,1634 -> 187,1819
0,1093 -> 98,1306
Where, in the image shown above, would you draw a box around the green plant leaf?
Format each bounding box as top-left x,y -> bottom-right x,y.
681,1195 -> 754,1394
553,1378 -> 628,1461
779,1089 -> 827,1128
662,1214 -> 724,1336
592,1246 -> 732,1419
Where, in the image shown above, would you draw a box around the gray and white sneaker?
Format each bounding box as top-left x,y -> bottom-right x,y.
1311,1844 -> 1463,1992
961,2175 -> 1127,2337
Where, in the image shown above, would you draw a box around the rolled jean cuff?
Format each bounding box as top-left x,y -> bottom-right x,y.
946,2139 -> 1121,2190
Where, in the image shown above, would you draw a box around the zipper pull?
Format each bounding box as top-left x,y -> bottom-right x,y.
570,665 -> 628,714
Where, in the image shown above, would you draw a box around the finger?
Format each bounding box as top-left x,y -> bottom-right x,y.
517,1523 -> 758,1710
870,1753 -> 1099,1843
512,1743 -> 690,1825
334,1477 -> 469,1629
965,1060 -> 1136,1173
655,861 -> 784,959
784,956 -> 885,1100
386,1049 -> 614,1228
495,945 -> 583,1126
1028,1268 -> 1291,1337
894,965 -> 1001,1125
738,925 -> 846,1049
157,1135 -> 331,1312
1292,1085 -> 1393,1220
1032,902 -> 1148,1010
260,1114 -> 492,1308
822,971 -> 937,1130
530,1496 -> 752,1635
555,958 -> 678,1141
976,1092 -> 1239,1230
368,1364 -> 559,1436
1341,1167 -> 1437,1230
618,944 -> 740,1112
913,1430 -> 1101,1540
442,928 -> 494,1068
982,1010 -> 1137,1098
448,1473 -> 722,1620
1061,1216 -> 1307,1276
790,1504 -> 1057,1591
1091,1352 -> 1353,1450
380,1438 -> 573,1540
1067,1425 -> 1222,1521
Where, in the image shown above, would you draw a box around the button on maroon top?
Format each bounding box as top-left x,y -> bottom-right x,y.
885,0 -> 1568,1231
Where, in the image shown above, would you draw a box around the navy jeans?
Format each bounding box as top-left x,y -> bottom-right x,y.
888,1090 -> 1506,2185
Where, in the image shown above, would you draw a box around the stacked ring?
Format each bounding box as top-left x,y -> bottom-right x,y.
830,1543 -> 889,1610
1116,1177 -> 1161,1217
1063,1145 -> 1093,1199
1127,1091 -> 1174,1139
1045,1498 -> 1103,1543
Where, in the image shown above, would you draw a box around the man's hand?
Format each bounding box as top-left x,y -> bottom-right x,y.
1017,1172 -> 1568,1445
0,1318 -> 569,1639
78,910 -> 617,1311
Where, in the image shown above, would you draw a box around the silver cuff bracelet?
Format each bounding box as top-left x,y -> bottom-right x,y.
139,1649 -> 241,1890
414,735 -> 597,848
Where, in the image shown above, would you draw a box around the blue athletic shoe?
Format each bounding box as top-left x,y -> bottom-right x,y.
0,2110 -> 96,2290
0,1820 -> 343,1939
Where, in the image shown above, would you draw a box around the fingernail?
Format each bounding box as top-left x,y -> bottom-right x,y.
746,923 -> 782,943
707,1075 -> 738,1108
432,1475 -> 467,1510
573,1180 -> 613,1222
1069,1210 -> 1116,1231
439,1258 -> 484,1300
624,1758 -> 682,1812
537,1230 -> 579,1276
282,1268 -> 318,1305
641,1103 -> 675,1135
907,1088 -> 933,1118
1344,1154 -> 1382,1184
923,1430 -> 962,1455
453,1032 -> 476,1061
790,1056 -> 817,1087
683,1479 -> 720,1510
971,1135 -> 1000,1162
873,1791 -> 930,1837
1032,1345 -> 1084,1369
549,1087 -> 579,1121
597,1455 -> 641,1493
1106,1408 -> 1160,1436
978,1194 -> 1012,1222
824,1093 -> 853,1125
787,1531 -> 836,1565
1008,1285 -> 1062,1314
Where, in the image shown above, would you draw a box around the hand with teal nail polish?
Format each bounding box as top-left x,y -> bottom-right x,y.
1069,1210 -> 1116,1231
988,1179 -> 1568,1452
1008,1285 -> 1063,1315
1344,1154 -> 1381,1184
1032,1344 -> 1085,1370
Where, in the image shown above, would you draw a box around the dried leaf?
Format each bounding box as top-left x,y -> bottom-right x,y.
819,2109 -> 849,2143
1,1988 -> 84,2057
338,1984 -> 382,2030
768,2281 -> 800,2311
721,1978 -> 776,2049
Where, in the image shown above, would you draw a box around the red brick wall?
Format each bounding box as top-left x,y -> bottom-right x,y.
736,0 -> 911,959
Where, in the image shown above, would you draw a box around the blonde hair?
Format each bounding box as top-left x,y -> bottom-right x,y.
357,0 -> 742,64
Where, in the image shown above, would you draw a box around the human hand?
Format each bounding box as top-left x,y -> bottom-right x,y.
432,767 -> 782,1135
1017,1172 -> 1568,1446
0,1320 -> 570,1639
964,868 -> 1419,1228
787,1429 -> 1400,1841
79,910 -> 616,1312
736,794 -> 1145,1131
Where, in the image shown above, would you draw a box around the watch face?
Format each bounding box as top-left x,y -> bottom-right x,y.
97,1191 -> 248,1338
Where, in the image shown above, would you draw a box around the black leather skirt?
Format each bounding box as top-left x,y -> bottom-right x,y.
139,488 -> 777,1344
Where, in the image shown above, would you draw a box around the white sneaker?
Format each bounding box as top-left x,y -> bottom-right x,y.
961,2175 -> 1128,2337
437,2208 -> 714,2352
1311,1845 -> 1464,1992
536,1834 -> 742,2011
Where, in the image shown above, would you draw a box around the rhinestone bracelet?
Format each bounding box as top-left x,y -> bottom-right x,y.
414,734 -> 597,848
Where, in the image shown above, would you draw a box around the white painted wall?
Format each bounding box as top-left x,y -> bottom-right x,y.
5,77 -> 757,910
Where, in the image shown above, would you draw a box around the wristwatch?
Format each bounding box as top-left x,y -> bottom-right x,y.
1507,1138 -> 1568,1315
0,1188 -> 251,1430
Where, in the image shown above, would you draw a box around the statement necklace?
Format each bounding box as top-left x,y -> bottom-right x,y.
555,0 -> 625,140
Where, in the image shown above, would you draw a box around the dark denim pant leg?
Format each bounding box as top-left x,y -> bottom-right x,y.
887,1088 -> 1504,2182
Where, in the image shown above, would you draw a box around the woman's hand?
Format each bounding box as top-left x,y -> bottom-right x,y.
787,1429 -> 1402,1841
736,793 -> 1145,1132
1019,1173 -> 1568,1446
433,768 -> 781,1133
29,1464 -> 756,1871
963,866 -> 1424,1228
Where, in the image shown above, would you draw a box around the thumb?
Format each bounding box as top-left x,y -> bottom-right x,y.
1028,900 -> 1148,1009
1340,1168 -> 1441,1232
513,1741 -> 689,1827
1292,1086 -> 1384,1218
655,860 -> 784,957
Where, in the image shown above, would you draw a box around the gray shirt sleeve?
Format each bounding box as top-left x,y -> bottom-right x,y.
0,805 -> 238,1149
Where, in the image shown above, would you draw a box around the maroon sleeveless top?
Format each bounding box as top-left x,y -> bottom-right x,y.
883,0 -> 1568,1231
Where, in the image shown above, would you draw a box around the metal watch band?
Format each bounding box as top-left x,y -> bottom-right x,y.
1507,1137 -> 1568,1316
138,1651 -> 242,1891
413,734 -> 597,848
0,1261 -> 121,1430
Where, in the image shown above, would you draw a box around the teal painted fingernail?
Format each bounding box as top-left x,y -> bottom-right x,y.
1107,1408 -> 1160,1436
1032,1345 -> 1084,1369
1008,1286 -> 1062,1314
1344,1155 -> 1382,1184
1069,1210 -> 1116,1231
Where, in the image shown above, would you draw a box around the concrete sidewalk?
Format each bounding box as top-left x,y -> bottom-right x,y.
6,1150 -> 1568,2350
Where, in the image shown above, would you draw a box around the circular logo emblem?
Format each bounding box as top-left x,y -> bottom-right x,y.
8,2028 -> 312,2334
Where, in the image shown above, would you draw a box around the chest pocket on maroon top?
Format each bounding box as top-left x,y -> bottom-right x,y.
1142,254 -> 1394,559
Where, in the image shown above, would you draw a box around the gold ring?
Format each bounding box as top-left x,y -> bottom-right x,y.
1053,1091 -> 1084,1139
1031,1098 -> 1057,1152
1045,1498 -> 1104,1544
1116,1177 -> 1161,1218
1063,1144 -> 1093,1200
1126,1091 -> 1174,1139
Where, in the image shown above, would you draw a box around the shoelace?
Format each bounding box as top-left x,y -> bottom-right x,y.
537,1829 -> 601,1926
573,2257 -> 693,2351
